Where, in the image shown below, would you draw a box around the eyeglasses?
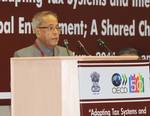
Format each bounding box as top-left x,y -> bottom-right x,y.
38,24 -> 61,32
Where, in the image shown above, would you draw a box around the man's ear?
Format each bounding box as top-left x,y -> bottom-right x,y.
32,28 -> 36,34
34,28 -> 40,37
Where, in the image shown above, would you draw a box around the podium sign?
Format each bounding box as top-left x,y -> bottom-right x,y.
79,60 -> 150,116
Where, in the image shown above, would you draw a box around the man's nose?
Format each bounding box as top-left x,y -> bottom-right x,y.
53,27 -> 60,34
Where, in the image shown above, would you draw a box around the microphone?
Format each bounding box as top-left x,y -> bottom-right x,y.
77,40 -> 90,56
97,39 -> 113,54
63,39 -> 71,56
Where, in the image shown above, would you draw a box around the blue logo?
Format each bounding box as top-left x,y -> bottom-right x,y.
112,73 -> 122,86
91,72 -> 100,93
112,73 -> 128,94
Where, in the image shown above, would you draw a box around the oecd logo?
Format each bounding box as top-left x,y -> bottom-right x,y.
112,73 -> 122,86
91,72 -> 100,94
112,73 -> 128,94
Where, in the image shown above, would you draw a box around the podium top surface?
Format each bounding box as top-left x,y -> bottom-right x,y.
11,56 -> 140,61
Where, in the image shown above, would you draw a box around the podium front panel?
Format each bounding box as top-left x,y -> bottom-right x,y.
11,57 -> 80,116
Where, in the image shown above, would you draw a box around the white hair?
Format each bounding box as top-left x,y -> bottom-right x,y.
31,11 -> 58,33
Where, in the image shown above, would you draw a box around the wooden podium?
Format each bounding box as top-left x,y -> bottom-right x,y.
11,56 -> 150,116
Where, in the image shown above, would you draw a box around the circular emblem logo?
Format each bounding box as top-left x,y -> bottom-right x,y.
112,73 -> 122,86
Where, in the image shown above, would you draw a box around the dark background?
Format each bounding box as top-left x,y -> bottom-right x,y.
0,1 -> 150,105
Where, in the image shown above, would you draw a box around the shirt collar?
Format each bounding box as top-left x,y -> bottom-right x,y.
35,39 -> 54,56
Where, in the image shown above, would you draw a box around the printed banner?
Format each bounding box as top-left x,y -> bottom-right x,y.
1,0 -> 150,104
78,60 -> 150,116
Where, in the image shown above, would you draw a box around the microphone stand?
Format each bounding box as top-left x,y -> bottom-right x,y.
63,39 -> 70,56
77,40 -> 91,56
97,39 -> 113,55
